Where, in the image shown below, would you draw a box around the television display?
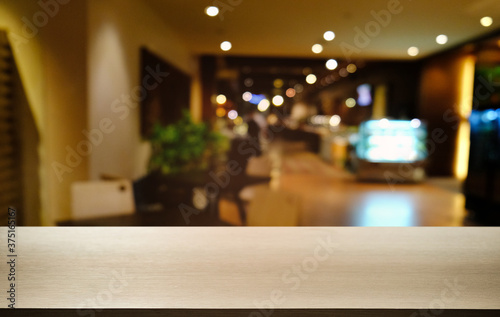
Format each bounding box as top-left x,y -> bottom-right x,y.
356,119 -> 427,163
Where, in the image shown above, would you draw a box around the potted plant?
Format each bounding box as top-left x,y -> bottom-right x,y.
139,110 -> 229,210
148,110 -> 229,175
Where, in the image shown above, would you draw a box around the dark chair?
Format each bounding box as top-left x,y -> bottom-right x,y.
220,136 -> 271,225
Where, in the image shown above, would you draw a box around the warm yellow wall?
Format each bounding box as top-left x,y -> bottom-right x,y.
42,0 -> 89,223
0,0 -> 89,225
419,51 -> 474,177
0,0 -> 47,225
87,0 -> 199,180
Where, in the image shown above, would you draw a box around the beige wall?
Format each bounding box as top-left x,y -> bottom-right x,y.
42,0 -> 89,223
0,0 -> 48,225
0,0 -> 89,225
0,0 -> 202,224
87,0 -> 198,181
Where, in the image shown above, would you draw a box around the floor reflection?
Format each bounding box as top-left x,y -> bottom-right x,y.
237,145 -> 471,226
350,193 -> 416,226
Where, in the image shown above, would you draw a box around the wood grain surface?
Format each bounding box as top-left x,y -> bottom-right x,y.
0,227 -> 499,312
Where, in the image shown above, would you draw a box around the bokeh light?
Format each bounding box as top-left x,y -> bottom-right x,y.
216,94 -> 227,104
205,6 -> 219,17
346,98 -> 356,108
410,118 -> 421,128
216,107 -> 226,117
272,95 -> 284,106
273,79 -> 284,88
312,44 -> 323,54
480,16 -> 493,27
326,59 -> 338,70
258,99 -> 271,112
436,34 -> 448,45
407,46 -> 419,56
228,109 -> 238,120
329,115 -> 341,126
242,91 -> 252,101
220,41 -> 232,51
306,74 -> 317,84
323,31 -> 335,41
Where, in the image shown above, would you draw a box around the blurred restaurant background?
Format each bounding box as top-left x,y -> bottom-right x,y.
0,0 -> 499,226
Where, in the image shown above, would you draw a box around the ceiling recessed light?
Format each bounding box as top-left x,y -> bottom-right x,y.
205,6 -> 219,17
220,41 -> 232,51
346,64 -> 357,73
480,16 -> 493,27
323,31 -> 335,41
326,59 -> 338,70
306,74 -> 317,84
436,34 -> 448,45
407,46 -> 419,56
312,44 -> 323,54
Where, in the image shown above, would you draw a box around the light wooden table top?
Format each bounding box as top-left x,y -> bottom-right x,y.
1,227 -> 499,314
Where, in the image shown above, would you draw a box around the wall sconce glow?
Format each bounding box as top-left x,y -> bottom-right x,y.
329,115 -> 341,126
323,31 -> 335,41
436,34 -> 448,45
326,59 -> 338,70
306,74 -> 317,84
346,98 -> 356,108
347,64 -> 357,73
242,91 -> 252,102
216,107 -> 226,117
228,110 -> 238,120
220,41 -> 232,51
258,99 -> 270,112
410,118 -> 421,128
407,46 -> 419,56
286,88 -> 296,98
312,44 -> 323,54
216,94 -> 227,104
480,16 -> 493,27
205,6 -> 219,17
272,95 -> 284,106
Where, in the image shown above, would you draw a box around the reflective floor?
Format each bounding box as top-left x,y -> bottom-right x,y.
220,142 -> 472,226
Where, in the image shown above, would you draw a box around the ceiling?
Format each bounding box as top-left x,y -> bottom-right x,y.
144,0 -> 500,60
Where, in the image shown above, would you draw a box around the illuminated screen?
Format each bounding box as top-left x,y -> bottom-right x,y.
356,119 -> 428,163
